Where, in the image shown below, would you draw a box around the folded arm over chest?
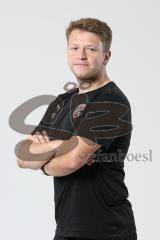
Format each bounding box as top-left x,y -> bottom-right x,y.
43,135 -> 101,176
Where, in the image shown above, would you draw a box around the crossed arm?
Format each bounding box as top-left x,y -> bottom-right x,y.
17,131 -> 101,176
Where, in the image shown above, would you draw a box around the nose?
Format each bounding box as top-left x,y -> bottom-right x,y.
77,48 -> 87,60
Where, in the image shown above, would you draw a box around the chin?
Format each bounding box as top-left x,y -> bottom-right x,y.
75,73 -> 98,82
73,71 -> 94,80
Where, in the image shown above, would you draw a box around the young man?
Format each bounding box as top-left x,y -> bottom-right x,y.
17,18 -> 137,240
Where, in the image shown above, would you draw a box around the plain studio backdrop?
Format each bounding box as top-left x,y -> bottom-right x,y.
0,0 -> 159,239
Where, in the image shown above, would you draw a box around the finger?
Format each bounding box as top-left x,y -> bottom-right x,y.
87,162 -> 93,166
42,131 -> 50,142
87,162 -> 92,166
33,134 -> 41,143
86,159 -> 94,166
36,131 -> 46,143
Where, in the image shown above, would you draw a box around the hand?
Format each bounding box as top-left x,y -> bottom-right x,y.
86,158 -> 95,166
32,131 -> 50,144
25,131 -> 50,170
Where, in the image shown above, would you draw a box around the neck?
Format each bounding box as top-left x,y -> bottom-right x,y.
77,73 -> 112,94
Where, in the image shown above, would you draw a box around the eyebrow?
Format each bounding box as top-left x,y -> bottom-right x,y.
69,44 -> 98,47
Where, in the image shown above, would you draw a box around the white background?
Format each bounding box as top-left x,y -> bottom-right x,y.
0,0 -> 159,239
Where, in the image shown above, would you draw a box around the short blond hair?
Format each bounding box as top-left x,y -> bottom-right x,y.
66,18 -> 112,51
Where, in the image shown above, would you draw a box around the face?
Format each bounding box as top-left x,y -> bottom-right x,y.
67,29 -> 110,81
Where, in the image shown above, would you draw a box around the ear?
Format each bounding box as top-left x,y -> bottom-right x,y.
103,50 -> 111,65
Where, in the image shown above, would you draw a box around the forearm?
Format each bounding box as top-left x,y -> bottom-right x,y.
43,153 -> 80,177
17,139 -> 65,170
43,137 -> 87,176
17,134 -> 79,171
49,135 -> 79,158
29,139 -> 64,156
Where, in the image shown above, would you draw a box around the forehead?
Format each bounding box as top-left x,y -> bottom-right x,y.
68,29 -> 102,46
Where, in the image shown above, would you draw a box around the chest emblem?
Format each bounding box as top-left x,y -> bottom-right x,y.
73,103 -> 87,119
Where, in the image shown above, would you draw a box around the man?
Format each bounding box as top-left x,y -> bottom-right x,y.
17,18 -> 137,240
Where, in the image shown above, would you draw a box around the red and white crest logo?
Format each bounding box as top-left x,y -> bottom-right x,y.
73,103 -> 87,119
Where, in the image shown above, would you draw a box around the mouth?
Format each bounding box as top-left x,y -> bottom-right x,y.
74,64 -> 89,68
74,63 -> 89,65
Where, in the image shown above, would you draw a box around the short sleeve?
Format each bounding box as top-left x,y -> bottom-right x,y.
30,95 -> 64,139
71,95 -> 132,150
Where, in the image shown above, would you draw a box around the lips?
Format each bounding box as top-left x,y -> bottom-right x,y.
74,64 -> 89,67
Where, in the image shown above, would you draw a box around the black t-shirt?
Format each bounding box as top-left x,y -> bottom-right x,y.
31,81 -> 137,239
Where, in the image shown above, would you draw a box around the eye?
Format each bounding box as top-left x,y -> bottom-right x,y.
70,47 -> 79,51
87,48 -> 96,52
